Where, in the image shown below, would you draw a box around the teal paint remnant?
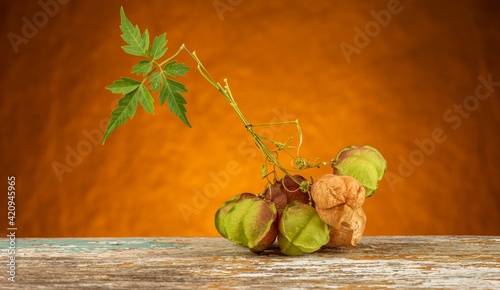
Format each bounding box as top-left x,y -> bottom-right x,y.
13,238 -> 187,253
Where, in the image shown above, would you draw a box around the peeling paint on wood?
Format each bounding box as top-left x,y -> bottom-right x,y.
0,236 -> 499,288
15,238 -> 187,253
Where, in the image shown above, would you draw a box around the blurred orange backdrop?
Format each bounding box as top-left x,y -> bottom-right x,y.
1,0 -> 499,238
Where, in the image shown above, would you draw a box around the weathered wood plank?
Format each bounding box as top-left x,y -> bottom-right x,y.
1,236 -> 499,288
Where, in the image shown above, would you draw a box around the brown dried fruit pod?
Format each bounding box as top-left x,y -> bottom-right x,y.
311,174 -> 365,230
263,185 -> 288,216
327,207 -> 367,247
279,174 -> 310,205
263,175 -> 311,217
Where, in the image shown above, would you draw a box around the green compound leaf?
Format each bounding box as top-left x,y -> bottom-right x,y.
103,7 -> 192,145
131,60 -> 153,76
150,33 -> 168,60
163,61 -> 190,77
120,7 -> 149,58
137,84 -> 154,114
102,90 -> 139,144
159,75 -> 191,127
106,77 -> 140,94
148,72 -> 163,93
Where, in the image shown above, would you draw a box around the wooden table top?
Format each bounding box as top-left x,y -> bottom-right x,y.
1,236 -> 499,289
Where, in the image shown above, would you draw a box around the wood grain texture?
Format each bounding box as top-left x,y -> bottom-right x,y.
1,236 -> 499,288
1,0 -> 500,239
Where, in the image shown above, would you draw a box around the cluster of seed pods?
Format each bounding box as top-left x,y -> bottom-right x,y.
214,145 -> 387,255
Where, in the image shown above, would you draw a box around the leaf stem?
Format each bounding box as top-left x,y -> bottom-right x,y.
251,120 -> 298,127
159,44 -> 186,67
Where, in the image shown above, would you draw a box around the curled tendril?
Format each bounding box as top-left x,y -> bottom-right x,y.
293,157 -> 307,170
281,179 -> 301,193
299,181 -> 310,193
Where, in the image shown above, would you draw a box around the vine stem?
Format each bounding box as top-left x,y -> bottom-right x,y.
182,45 -> 312,187
251,120 -> 303,157
141,45 -> 188,83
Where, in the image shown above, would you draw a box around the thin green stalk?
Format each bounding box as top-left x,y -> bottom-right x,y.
182,46 -> 317,188
251,121 -> 298,127
159,44 -> 186,67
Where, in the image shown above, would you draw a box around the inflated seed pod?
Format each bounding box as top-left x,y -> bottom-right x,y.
327,207 -> 367,247
263,184 -> 288,217
223,197 -> 278,254
279,174 -> 310,205
278,201 -> 330,256
311,174 -> 365,230
332,145 -> 387,197
214,193 -> 255,239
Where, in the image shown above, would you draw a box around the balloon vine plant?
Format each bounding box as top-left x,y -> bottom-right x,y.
103,7 -> 387,255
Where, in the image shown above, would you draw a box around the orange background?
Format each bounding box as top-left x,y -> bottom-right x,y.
1,0 -> 499,238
